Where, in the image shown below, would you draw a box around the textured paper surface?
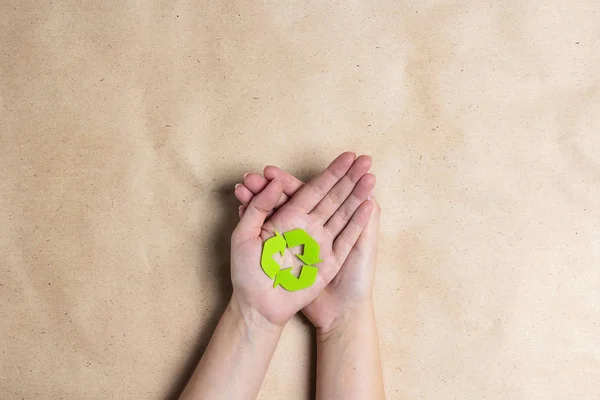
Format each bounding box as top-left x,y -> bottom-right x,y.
1,1 -> 599,399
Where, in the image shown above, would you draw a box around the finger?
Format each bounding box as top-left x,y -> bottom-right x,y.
274,193 -> 289,210
233,179 -> 283,242
332,200 -> 374,264
238,205 -> 247,218
286,151 -> 356,213
325,173 -> 376,238
265,165 -> 306,208
243,173 -> 268,193
364,196 -> 381,241
310,155 -> 372,223
244,172 -> 291,209
355,196 -> 381,263
234,183 -> 254,206
263,166 -> 304,197
236,182 -> 278,219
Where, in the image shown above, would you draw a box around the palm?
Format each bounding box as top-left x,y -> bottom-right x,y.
233,209 -> 340,324
231,153 -> 375,326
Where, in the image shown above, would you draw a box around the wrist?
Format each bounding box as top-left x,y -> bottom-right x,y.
316,300 -> 375,341
229,292 -> 285,339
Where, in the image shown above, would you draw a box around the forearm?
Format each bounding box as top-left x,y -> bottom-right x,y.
179,293 -> 283,400
315,302 -> 385,400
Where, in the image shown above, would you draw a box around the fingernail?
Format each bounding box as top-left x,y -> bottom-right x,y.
235,183 -> 241,189
243,173 -> 249,179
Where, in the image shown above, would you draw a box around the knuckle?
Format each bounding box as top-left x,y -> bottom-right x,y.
250,202 -> 268,215
328,165 -> 345,181
327,190 -> 342,206
336,207 -> 350,222
309,182 -> 326,197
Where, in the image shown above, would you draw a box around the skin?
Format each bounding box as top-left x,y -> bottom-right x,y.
235,156 -> 385,400
180,152 -> 376,400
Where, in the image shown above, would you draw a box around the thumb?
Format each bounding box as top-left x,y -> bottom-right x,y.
233,179 -> 283,241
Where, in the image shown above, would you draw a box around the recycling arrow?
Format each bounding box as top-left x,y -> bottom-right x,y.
260,228 -> 323,292
283,229 -> 323,265
273,265 -> 318,291
260,231 -> 286,279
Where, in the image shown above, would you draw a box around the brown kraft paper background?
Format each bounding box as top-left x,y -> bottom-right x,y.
1,1 -> 599,399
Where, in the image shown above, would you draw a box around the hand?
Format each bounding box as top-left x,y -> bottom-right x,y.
230,152 -> 375,327
234,154 -> 380,333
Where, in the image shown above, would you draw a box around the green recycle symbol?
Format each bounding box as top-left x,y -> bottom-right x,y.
260,228 -> 323,292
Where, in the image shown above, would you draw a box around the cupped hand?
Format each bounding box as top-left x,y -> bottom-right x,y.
234,153 -> 380,332
230,152 -> 375,327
